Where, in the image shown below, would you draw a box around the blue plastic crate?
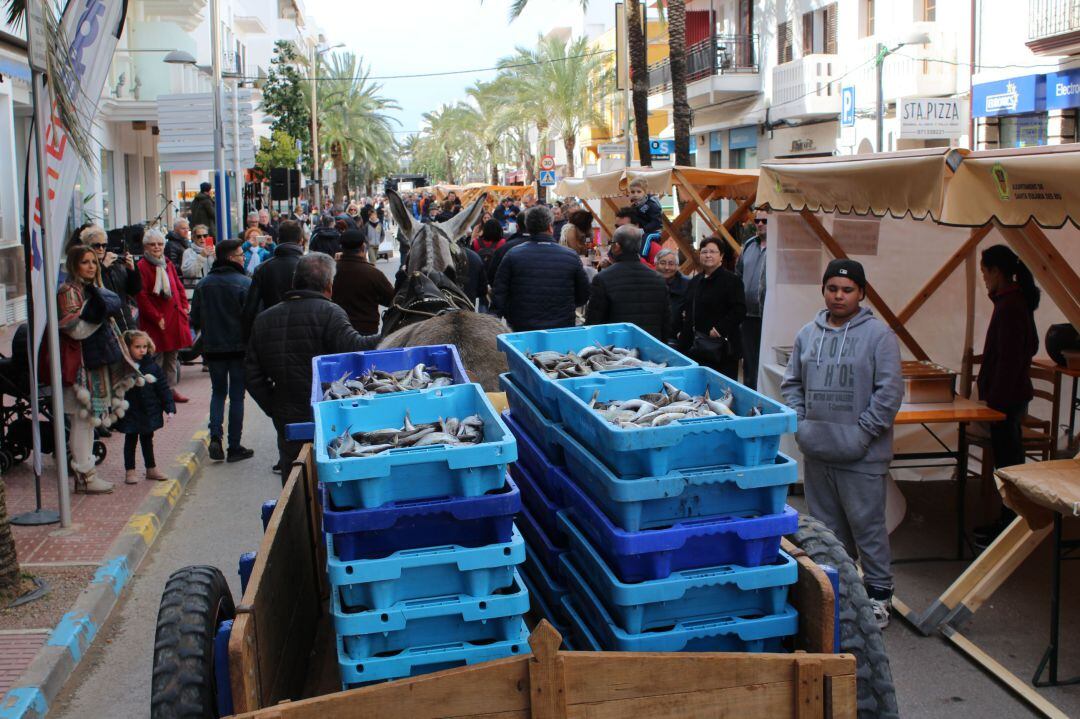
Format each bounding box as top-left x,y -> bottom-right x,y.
314,384 -> 517,509
503,408 -> 567,507
508,462 -> 565,549
337,618 -> 530,688
561,596 -> 602,651
334,571 -> 529,660
552,366 -> 797,476
519,569 -> 570,649
312,345 -> 469,406
562,558 -> 797,653
523,548 -> 569,622
558,469 -> 798,582
497,324 -> 695,422
322,478 -> 522,561
328,527 -> 525,612
551,420 -> 797,532
559,511 -> 796,634
500,374 -> 565,465
516,501 -> 567,582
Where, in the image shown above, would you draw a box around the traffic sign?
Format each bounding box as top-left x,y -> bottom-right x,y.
538,169 -> 557,187
841,86 -> 855,127
540,155 -> 556,171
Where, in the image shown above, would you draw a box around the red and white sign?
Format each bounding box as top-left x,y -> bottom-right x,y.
539,155 -> 555,171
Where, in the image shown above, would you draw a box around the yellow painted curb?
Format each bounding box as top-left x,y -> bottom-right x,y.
150,479 -> 182,506
124,513 -> 160,546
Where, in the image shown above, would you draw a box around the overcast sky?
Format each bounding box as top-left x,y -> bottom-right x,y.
302,0 -> 592,135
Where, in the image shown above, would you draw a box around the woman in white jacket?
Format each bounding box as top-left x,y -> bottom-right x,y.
181,225 -> 214,281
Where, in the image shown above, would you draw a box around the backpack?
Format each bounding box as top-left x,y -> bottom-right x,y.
474,239 -> 500,275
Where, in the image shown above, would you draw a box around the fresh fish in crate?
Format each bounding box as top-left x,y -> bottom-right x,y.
321,363 -> 455,400
591,383 -> 761,428
527,344 -> 668,379
326,412 -> 486,457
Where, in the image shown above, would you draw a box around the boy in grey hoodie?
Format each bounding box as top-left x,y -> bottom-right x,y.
781,259 -> 904,628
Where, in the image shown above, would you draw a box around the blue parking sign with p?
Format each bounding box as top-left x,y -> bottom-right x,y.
841,86 -> 855,127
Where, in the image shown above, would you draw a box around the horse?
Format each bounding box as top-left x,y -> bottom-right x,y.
377,190 -> 510,390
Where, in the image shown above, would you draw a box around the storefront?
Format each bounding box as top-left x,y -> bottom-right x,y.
972,69 -> 1080,149
768,121 -> 838,160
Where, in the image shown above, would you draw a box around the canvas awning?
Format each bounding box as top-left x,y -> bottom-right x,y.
432,183 -> 535,209
555,165 -> 757,202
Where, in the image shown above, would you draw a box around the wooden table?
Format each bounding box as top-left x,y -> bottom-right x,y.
1032,356 -> 1080,452
892,397 -> 1006,560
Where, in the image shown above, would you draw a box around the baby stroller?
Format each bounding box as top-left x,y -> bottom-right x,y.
0,324 -> 106,472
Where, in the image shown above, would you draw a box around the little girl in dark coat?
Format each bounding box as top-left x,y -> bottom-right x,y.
116,331 -> 176,483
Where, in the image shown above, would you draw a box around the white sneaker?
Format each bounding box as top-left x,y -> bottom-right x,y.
869,596 -> 892,630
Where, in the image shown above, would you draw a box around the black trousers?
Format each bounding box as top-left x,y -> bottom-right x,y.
990,402 -> 1028,469
272,416 -> 305,486
740,316 -> 763,391
123,432 -> 156,470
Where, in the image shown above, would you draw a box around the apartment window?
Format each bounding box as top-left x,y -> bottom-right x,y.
865,0 -> 875,36
802,12 -> 814,56
922,0 -> 936,21
777,20 -> 793,64
824,4 -> 837,53
801,4 -> 838,56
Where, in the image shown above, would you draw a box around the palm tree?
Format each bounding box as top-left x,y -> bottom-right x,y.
465,81 -> 508,185
0,480 -> 18,600
627,0 -> 651,167
665,0 -> 692,167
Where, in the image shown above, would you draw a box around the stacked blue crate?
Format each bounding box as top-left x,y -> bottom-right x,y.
310,346 -> 531,688
496,324 -> 801,653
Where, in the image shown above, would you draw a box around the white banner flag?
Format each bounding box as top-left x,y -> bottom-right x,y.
25,0 -> 127,472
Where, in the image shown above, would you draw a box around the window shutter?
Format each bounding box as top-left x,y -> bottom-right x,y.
778,20 -> 793,64
802,12 -> 814,55
825,4 -> 838,54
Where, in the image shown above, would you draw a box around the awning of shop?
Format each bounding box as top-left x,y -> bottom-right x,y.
0,54 -> 31,82
555,166 -> 757,202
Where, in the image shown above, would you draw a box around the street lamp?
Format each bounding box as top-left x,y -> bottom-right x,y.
875,31 -> 932,152
163,49 -> 197,65
311,42 -> 344,211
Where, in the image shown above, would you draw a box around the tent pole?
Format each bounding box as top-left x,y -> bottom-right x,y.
960,249 -> 977,398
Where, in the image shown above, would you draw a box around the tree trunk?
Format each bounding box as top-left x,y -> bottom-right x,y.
669,0 -> 693,167
627,0 -> 652,167
563,135 -> 576,177
445,148 -> 455,185
488,143 -> 499,185
0,480 -> 21,599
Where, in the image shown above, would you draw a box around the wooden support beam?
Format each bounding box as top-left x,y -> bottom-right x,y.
673,170 -> 742,255
960,252 -> 977,397
661,212 -> 701,273
795,659 -> 824,719
724,193 -> 757,232
896,225 -> 992,324
1019,222 -> 1080,319
798,210 -> 931,361
528,622 -> 567,719
999,225 -> 1080,332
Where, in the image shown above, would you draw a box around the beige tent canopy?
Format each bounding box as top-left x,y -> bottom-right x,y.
555,166 -> 759,270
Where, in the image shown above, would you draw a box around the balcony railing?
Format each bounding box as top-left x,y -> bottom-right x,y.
1029,0 -> 1080,39
647,34 -> 759,95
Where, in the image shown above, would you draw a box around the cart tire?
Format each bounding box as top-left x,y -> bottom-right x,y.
93,440 -> 107,466
788,514 -> 899,719
151,565 -> 235,719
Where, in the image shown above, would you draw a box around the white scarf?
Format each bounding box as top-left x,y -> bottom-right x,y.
144,253 -> 172,299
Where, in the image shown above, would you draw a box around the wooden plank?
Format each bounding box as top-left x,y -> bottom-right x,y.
782,537 -> 835,653
723,193 -> 757,232
796,660 -> 825,719
565,681 -> 802,719
1019,222 -> 1080,323
673,170 -> 742,255
942,627 -> 1071,719
799,210 -> 930,360
587,199 -> 615,242
228,612 -> 261,714
825,674 -> 857,719
230,656 -> 532,719
999,225 -> 1080,332
896,225 -> 990,324
528,622 -> 567,719
947,520 -> 1051,621
960,252 -> 977,398
299,451 -> 329,601
659,212 -> 700,273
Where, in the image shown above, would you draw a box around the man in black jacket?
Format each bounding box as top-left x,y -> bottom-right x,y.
309,214 -> 341,256
486,207 -> 531,284
164,218 -> 190,269
189,182 -> 216,233
585,225 -> 671,341
242,220 -> 304,340
491,205 -> 590,331
191,240 -> 254,464
246,252 -> 379,478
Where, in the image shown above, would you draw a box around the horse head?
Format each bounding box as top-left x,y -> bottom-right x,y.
387,189 -> 488,286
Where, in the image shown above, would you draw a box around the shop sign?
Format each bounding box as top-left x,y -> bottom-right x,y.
1045,67 -> 1080,110
900,97 -> 964,139
729,125 -> 757,150
972,74 -> 1042,117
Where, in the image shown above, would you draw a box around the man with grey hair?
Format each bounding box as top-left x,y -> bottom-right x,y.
246,253 -> 379,477
165,218 -> 191,270
492,204 -> 590,331
584,225 -> 671,341
735,209 -> 768,390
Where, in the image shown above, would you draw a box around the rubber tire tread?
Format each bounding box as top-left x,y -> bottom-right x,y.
151,565 -> 236,719
788,514 -> 900,719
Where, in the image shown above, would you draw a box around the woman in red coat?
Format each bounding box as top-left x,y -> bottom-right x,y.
136,229 -> 192,402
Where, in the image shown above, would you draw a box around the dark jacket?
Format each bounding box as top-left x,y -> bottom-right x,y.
164,233 -> 188,270
115,356 -> 175,435
332,254 -> 395,334
100,260 -> 141,331
977,284 -> 1039,411
242,242 -> 304,339
585,253 -> 671,341
259,222 -> 279,243
309,228 -> 341,256
666,272 -> 691,335
487,234 -> 528,283
191,261 -> 251,356
680,268 -> 746,356
245,290 -> 379,423
633,195 -> 664,235
491,234 -> 590,332
461,245 -> 488,305
189,191 -> 216,232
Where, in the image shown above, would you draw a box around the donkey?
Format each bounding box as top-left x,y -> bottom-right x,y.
377,189 -> 510,390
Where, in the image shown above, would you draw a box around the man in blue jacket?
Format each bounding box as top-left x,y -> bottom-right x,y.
781,259 -> 904,629
191,239 -> 255,464
491,205 -> 590,331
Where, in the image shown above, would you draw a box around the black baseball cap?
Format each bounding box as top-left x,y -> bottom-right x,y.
822,258 -> 867,289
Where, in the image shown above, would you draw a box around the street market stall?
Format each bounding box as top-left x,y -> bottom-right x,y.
433,183 -> 536,212
755,145 -> 1080,718
554,166 -> 758,270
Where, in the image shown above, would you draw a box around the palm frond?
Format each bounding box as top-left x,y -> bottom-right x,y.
4,0 -> 24,30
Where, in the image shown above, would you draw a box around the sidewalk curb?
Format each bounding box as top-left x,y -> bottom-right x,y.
0,429 -> 211,719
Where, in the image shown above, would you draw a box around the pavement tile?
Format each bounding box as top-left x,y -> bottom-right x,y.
0,635 -> 47,697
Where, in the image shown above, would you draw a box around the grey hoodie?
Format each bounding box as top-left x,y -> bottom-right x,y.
781,306 -> 904,474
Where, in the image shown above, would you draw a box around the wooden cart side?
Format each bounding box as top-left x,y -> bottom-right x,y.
782,538 -> 836,654
228,448 -> 324,714
229,623 -> 856,719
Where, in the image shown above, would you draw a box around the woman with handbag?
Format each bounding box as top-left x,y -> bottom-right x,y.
679,236 -> 746,379
58,245 -> 139,493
